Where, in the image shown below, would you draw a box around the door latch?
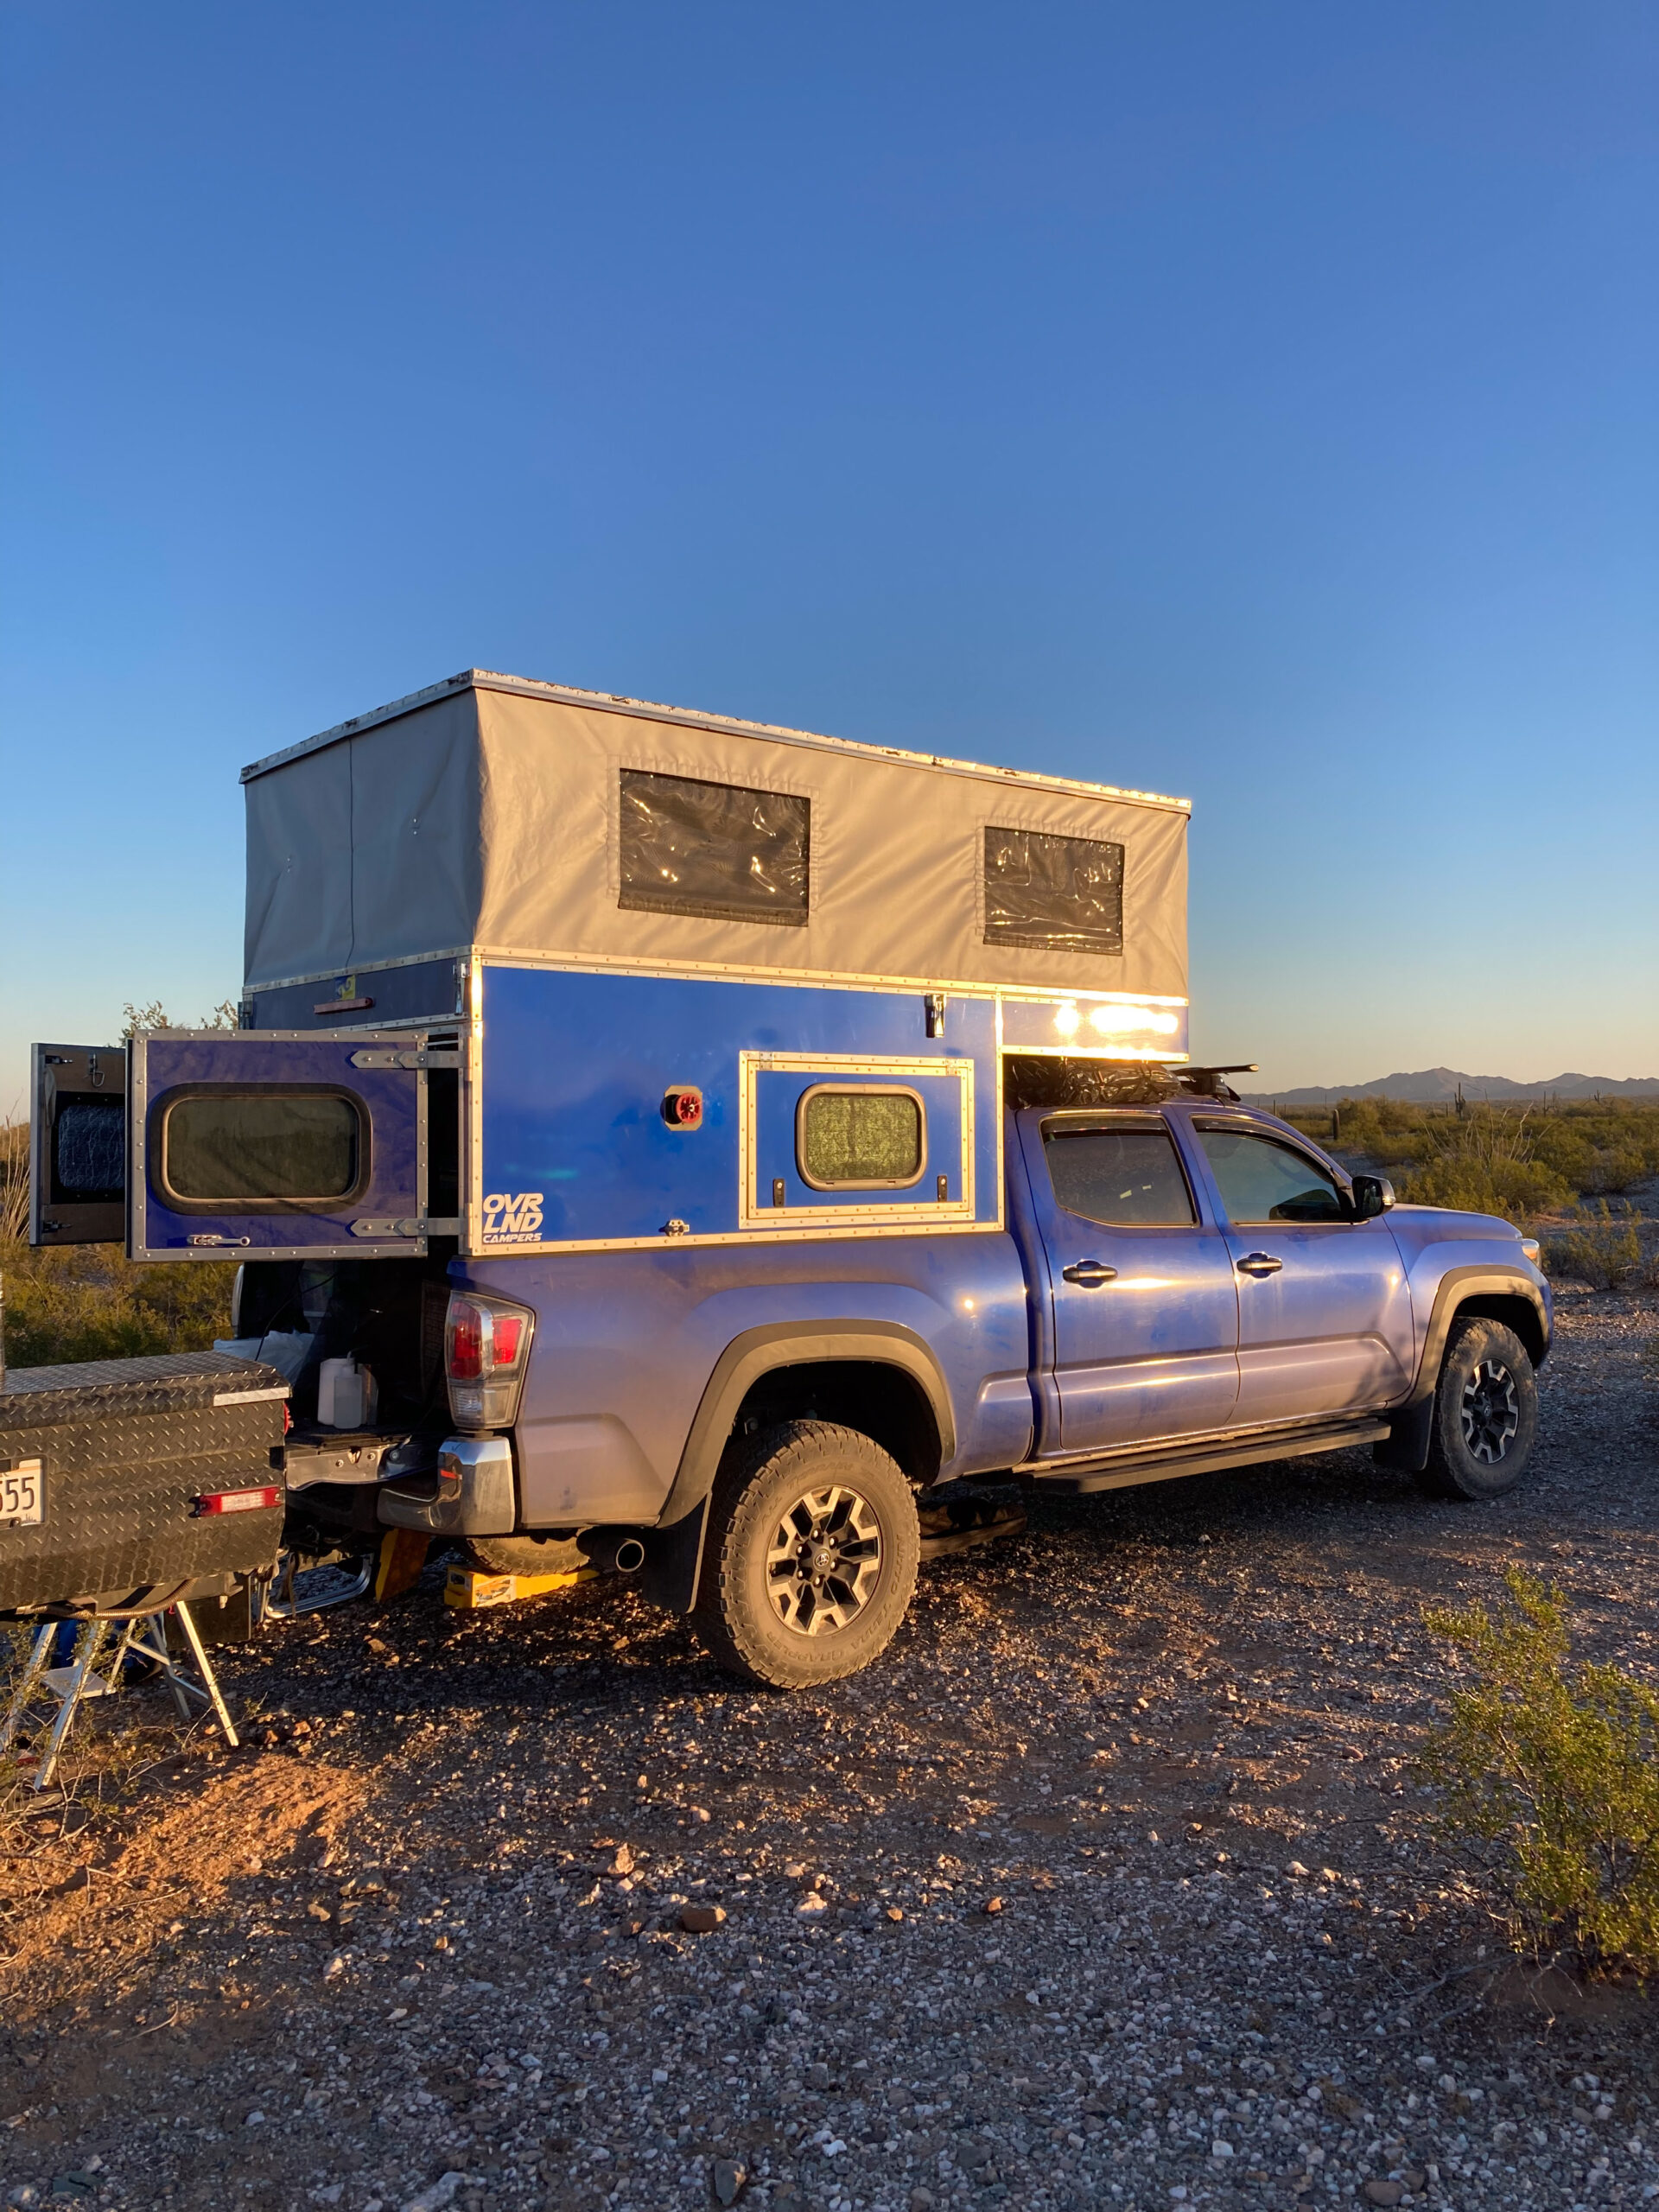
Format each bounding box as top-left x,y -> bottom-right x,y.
1236,1252 -> 1284,1276
1061,1260 -> 1118,1287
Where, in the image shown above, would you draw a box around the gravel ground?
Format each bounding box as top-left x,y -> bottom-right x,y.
3,1287 -> 1658,2212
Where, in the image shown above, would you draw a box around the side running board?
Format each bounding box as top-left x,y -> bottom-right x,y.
1026,1417 -> 1393,1497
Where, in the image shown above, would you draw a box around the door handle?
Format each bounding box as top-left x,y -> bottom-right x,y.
1236,1252 -> 1283,1276
1062,1261 -> 1119,1287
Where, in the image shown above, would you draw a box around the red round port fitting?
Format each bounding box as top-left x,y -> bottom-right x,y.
662,1086 -> 704,1129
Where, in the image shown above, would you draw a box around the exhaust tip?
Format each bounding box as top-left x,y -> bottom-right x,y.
614,1537 -> 646,1575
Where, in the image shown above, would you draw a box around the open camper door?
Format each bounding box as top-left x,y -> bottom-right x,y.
30,1043 -> 129,1245
128,1029 -> 457,1261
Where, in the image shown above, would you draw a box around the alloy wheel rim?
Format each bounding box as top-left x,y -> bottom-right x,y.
1460,1359 -> 1519,1464
766,1484 -> 883,1637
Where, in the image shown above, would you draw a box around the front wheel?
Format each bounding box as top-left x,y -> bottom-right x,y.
691,1421 -> 920,1688
1417,1316 -> 1538,1500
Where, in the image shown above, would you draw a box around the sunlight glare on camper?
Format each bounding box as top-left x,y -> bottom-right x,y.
1089,1003 -> 1181,1038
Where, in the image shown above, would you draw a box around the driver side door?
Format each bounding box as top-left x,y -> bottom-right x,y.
1185,1118 -> 1414,1425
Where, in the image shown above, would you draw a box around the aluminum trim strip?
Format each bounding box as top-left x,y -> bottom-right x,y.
241,668 -> 1192,814
245,945 -> 1189,1009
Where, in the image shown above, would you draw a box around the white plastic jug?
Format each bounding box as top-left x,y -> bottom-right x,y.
317,1356 -> 378,1430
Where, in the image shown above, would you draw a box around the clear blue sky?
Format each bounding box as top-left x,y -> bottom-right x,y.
3,1 -> 1655,1108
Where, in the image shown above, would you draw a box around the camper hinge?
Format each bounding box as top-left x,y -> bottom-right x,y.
350,1217 -> 461,1239
348,1049 -> 462,1071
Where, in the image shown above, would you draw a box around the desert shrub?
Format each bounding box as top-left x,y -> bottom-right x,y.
1542,1201 -> 1643,1291
1582,1144 -> 1649,1196
1530,1122 -> 1598,1186
1397,1152 -> 1569,1218
0,1239 -> 236,1367
1423,1567 -> 1659,1975
1287,1097 -> 1659,1209
1386,1105 -> 1567,1217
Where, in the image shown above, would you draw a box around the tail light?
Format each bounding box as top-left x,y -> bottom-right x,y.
444,1290 -> 536,1429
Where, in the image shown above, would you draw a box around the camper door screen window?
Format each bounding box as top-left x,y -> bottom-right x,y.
619,770 -> 810,927
982,826 -> 1125,956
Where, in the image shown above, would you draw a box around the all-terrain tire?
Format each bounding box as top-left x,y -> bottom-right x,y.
1416,1316 -> 1538,1500
691,1421 -> 920,1689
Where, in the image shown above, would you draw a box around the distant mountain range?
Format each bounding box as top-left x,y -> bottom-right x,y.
1243,1066 -> 1659,1106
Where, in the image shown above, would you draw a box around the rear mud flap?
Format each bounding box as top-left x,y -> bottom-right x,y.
639,1497 -> 709,1616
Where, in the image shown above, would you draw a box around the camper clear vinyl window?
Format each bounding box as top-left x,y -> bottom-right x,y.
797,1086 -> 926,1190
619,769 -> 810,926
159,1090 -> 365,1208
983,826 -> 1125,955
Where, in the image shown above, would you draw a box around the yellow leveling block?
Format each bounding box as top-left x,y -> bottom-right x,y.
443,1562 -> 600,1611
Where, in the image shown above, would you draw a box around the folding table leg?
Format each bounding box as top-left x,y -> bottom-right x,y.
172,1602 -> 240,1750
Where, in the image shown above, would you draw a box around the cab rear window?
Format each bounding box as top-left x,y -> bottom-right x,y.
159,1090 -> 365,1207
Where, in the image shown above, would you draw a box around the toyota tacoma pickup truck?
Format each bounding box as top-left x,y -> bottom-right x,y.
27,670 -> 1550,1684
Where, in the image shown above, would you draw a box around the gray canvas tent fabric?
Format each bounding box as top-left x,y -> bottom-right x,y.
242,673 -> 1189,1002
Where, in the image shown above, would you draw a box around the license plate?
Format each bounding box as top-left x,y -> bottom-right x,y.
0,1459 -> 43,1527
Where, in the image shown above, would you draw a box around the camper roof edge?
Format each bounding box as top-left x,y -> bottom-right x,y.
238,667 -> 1192,816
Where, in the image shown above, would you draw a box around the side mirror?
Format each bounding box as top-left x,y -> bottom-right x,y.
1350,1174 -> 1395,1221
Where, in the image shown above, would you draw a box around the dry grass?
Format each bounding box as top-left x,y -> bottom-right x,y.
0,1236 -> 236,1368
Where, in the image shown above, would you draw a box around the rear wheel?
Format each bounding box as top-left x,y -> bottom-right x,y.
1417,1316 -> 1538,1500
692,1421 -> 920,1688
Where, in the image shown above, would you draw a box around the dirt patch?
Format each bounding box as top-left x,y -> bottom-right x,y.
2,1752 -> 368,2022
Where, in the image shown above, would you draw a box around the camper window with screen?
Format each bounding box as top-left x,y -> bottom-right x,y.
52,1098 -> 126,1204
797,1086 -> 926,1191
983,826 -> 1125,956
159,1089 -> 366,1209
618,768 -> 810,927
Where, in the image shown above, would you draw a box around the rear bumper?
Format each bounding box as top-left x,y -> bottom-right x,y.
376,1434 -> 516,1537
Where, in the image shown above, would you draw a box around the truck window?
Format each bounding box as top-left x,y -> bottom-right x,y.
159,1090 -> 365,1207
619,768 -> 810,927
983,826 -> 1124,955
1042,1123 -> 1195,1225
797,1086 -> 925,1190
1196,1128 -> 1345,1224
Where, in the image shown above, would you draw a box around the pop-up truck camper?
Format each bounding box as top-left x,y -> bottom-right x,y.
16,671 -> 1551,1687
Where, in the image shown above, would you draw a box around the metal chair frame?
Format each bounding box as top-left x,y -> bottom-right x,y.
1,1601 -> 238,1790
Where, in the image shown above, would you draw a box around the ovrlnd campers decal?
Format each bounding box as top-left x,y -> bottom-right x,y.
481,1192 -> 545,1242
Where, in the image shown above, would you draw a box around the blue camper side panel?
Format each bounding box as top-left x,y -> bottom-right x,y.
131,1031 -> 428,1260
475,963 -> 1001,1253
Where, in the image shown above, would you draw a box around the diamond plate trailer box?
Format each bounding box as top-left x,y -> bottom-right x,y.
0,1351 -> 289,1617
